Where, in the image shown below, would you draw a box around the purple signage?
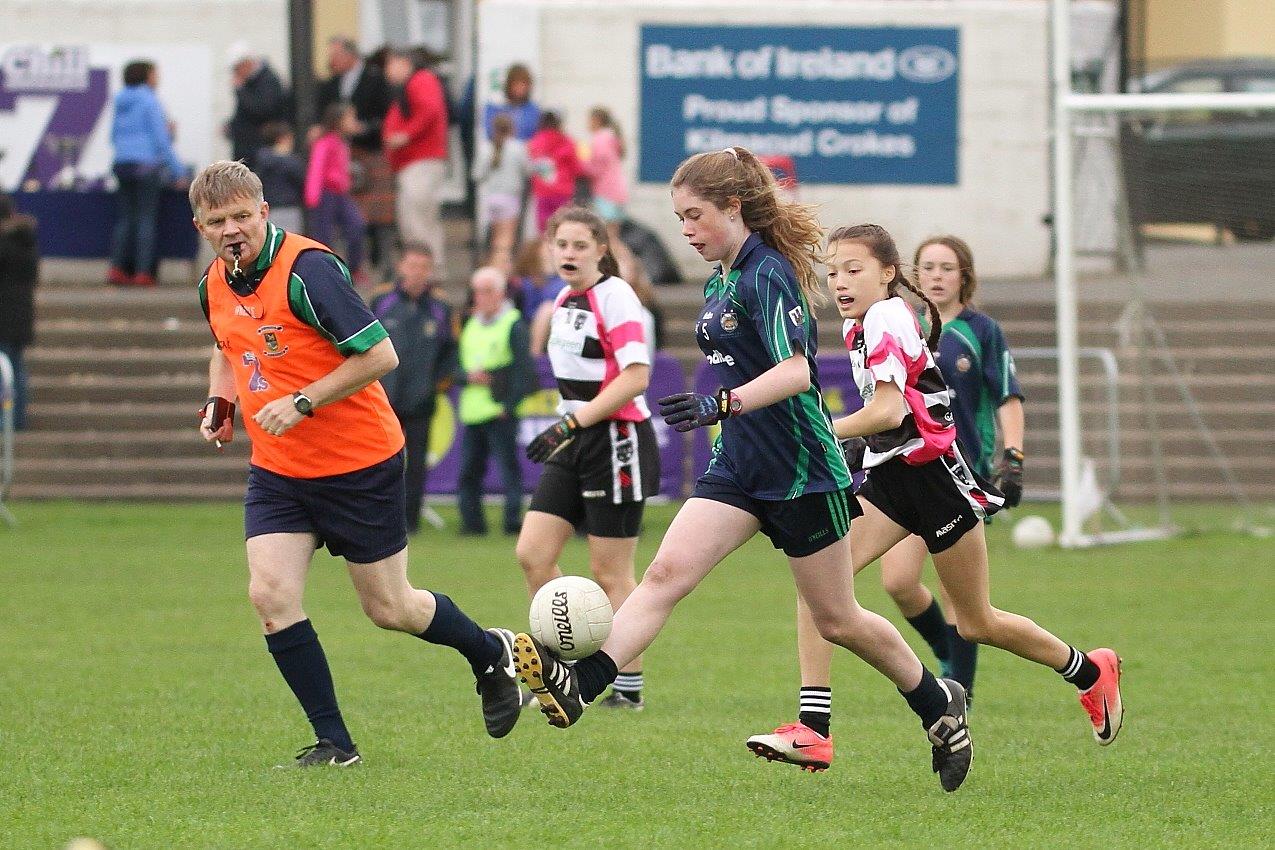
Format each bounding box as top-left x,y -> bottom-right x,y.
425,353 -> 688,496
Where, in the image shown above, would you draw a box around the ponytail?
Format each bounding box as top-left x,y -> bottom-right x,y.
896,274 -> 942,351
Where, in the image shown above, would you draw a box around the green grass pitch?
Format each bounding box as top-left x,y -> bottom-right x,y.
2,501 -> 1271,848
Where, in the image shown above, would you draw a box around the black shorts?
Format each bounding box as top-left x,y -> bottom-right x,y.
244,451 -> 408,564
857,449 -> 1004,554
692,475 -> 861,558
528,418 -> 660,538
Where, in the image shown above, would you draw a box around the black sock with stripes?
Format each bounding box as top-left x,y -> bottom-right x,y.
798,686 -> 831,738
1057,645 -> 1100,690
900,667 -> 950,728
906,598 -> 951,664
613,671 -> 643,702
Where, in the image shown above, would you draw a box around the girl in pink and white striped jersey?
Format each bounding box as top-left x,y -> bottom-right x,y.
749,224 -> 1124,771
516,206 -> 659,710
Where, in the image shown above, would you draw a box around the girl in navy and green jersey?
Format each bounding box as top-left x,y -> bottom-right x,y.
511,148 -> 974,793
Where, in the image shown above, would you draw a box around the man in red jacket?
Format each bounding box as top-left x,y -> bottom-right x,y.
383,48 -> 449,271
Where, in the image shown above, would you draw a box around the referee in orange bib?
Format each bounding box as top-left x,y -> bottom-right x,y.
192,160 -> 520,767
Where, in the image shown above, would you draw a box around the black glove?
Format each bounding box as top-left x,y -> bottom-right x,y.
658,388 -> 739,433
993,447 -> 1024,508
526,414 -> 580,463
839,436 -> 868,472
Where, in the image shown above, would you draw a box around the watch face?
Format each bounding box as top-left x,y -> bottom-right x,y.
294,393 -> 313,414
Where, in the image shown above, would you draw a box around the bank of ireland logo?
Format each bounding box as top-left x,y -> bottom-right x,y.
897,45 -> 957,83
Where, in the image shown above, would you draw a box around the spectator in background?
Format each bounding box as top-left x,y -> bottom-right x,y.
511,239 -> 565,355
317,37 -> 394,276
383,47 -> 449,272
583,107 -> 629,232
108,60 -> 187,288
316,37 -> 391,154
306,103 -> 367,282
473,112 -> 530,274
619,248 -> 664,352
370,244 -> 457,534
483,63 -> 540,142
455,267 -> 532,536
225,41 -> 289,167
527,111 -> 580,233
254,122 -> 305,233
0,194 -> 37,431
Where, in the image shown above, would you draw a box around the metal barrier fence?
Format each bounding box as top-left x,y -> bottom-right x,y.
0,351 -> 15,526
1013,346 -> 1121,501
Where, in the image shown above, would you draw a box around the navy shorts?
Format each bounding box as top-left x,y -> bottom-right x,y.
692,475 -> 861,558
244,451 -> 408,564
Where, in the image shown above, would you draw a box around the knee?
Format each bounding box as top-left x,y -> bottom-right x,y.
248,576 -> 295,620
639,557 -> 693,602
590,563 -> 635,598
955,612 -> 996,645
516,541 -> 554,580
881,572 -> 923,607
362,596 -> 409,632
811,609 -> 869,648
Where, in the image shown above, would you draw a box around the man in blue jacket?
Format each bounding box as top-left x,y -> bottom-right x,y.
370,244 -> 458,533
108,60 -> 187,287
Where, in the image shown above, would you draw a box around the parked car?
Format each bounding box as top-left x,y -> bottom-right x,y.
1123,58 -> 1275,240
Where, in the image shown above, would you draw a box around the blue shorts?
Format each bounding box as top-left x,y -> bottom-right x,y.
244,451 -> 408,564
692,475 -> 860,558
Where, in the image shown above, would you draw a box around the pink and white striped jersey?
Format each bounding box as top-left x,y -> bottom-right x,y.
546,275 -> 651,422
844,296 -> 956,467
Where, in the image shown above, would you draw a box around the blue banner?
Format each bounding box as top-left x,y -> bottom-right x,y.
639,25 -> 959,185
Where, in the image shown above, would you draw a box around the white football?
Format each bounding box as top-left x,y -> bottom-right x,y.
1012,515 -> 1056,549
529,575 -> 614,660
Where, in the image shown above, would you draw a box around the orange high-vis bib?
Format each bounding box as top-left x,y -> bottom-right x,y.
206,233 -> 403,478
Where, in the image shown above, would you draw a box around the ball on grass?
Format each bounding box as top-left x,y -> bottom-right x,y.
1012,515 -> 1056,549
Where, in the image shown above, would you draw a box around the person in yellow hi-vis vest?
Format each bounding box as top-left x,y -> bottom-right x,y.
455,266 -> 534,534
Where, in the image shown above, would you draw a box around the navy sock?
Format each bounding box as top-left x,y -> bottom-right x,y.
900,667 -> 950,728
418,593 -> 502,676
1057,646 -> 1100,691
798,686 -> 832,738
906,598 -> 951,664
575,651 -> 619,704
265,619 -> 354,752
944,622 -> 978,694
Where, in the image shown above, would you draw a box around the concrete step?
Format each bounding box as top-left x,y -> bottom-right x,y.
35,318 -> 213,349
14,429 -> 250,460
29,373 -> 207,404
26,401 -> 203,430
25,346 -> 210,378
8,482 -> 247,501
12,455 -> 249,487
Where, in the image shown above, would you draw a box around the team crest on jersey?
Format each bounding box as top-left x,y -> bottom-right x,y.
788,305 -> 805,327
955,355 -> 972,373
257,324 -> 288,357
720,310 -> 738,332
573,311 -> 587,331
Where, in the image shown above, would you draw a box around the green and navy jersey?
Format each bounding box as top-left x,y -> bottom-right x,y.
695,234 -> 851,499
926,307 -> 1024,477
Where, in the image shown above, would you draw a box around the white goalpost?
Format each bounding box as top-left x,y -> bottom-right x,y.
1049,0 -> 1275,547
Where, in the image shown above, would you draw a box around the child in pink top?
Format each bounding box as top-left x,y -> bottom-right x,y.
305,102 -> 366,276
583,107 -> 628,224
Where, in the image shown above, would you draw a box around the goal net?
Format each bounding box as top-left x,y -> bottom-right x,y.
1048,0 -> 1275,546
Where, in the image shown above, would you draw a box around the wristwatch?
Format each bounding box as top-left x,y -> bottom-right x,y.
292,391 -> 315,417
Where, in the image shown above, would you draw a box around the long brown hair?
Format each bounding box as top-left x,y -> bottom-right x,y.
589,106 -> 625,160
671,146 -> 824,306
828,223 -> 942,351
914,234 -> 977,305
545,205 -> 620,279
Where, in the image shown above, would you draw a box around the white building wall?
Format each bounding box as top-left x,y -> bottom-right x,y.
483,0 -> 1050,279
